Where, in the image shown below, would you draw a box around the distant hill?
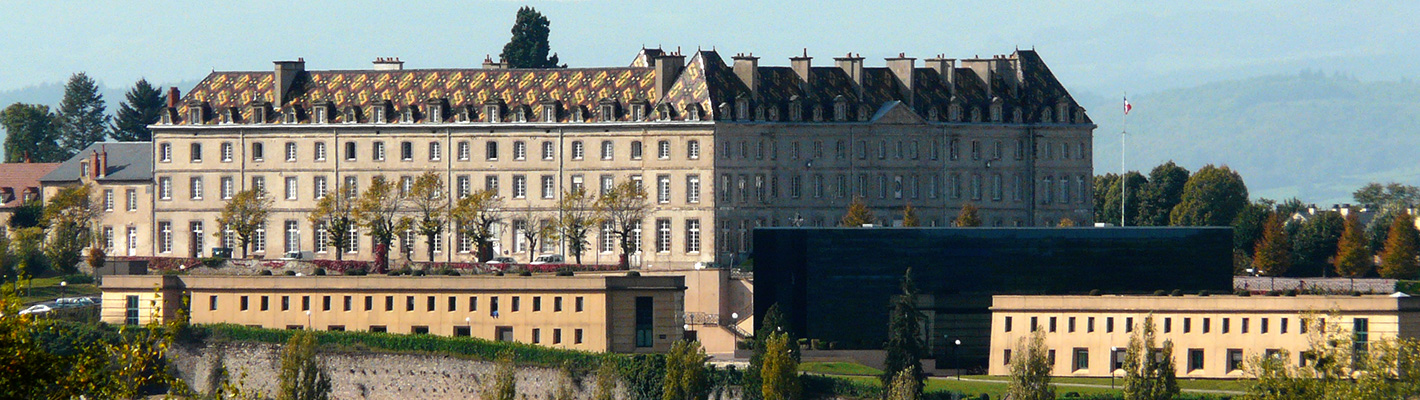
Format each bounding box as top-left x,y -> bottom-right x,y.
1084,72 -> 1420,206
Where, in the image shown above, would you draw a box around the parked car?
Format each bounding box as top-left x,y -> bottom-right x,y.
530,254 -> 565,265
486,257 -> 516,265
19,304 -> 52,315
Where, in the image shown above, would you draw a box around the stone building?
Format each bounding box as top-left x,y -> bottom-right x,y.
39,142 -> 154,257
0,162 -> 59,232
149,48 -> 1094,268
988,294 -> 1420,379
102,274 -> 686,353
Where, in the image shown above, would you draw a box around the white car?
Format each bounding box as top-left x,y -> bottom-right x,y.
486,257 -> 516,265
529,254 -> 565,265
19,304 -> 52,315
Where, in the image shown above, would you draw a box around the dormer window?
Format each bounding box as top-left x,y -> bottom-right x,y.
1041,107 -> 1053,123
372,106 -> 387,123
833,96 -> 848,121
251,104 -> 267,123
485,104 -> 501,123
719,102 -> 731,120
1012,108 -> 1022,123
735,98 -> 749,121
656,104 -> 672,121
755,105 -> 766,121
456,106 -> 471,122
858,105 -> 872,122
599,100 -> 616,121
971,107 -> 983,123
572,106 -> 584,122
687,104 -> 701,121
222,108 -> 235,124
188,107 -> 203,124
541,103 -> 557,122
515,105 -> 528,123
788,97 -> 802,122
343,106 -> 358,123
160,109 -> 174,125
1074,108 -> 1085,124
632,103 -> 646,121
949,104 -> 963,122
399,107 -> 414,123
812,105 -> 823,122
315,107 -> 328,124
284,109 -> 298,124
427,104 -> 442,123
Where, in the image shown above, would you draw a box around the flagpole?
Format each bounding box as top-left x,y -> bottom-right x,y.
1121,93 -> 1127,227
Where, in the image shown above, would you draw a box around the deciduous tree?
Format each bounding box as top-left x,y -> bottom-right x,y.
1101,171 -> 1148,226
43,184 -> 100,273
1253,213 -> 1292,287
1,103 -> 64,162
1353,182 -> 1420,209
57,72 -> 109,158
407,172 -> 448,262
483,350 -> 517,400
276,331 -> 331,400
901,204 -> 920,227
110,78 -> 163,142
596,181 -> 649,267
760,332 -> 800,400
500,7 -> 562,68
516,204 -> 557,262
1292,211 -> 1344,275
841,196 -> 873,227
353,176 -> 406,271
1122,316 -> 1178,400
215,189 -> 272,258
1170,164 -> 1249,227
1136,161 -> 1190,226
1233,201 -> 1273,256
1334,213 -> 1372,288
451,189 -> 503,262
556,187 -> 598,264
748,303 -> 796,400
663,340 -> 709,400
885,369 -> 922,400
1006,331 -> 1054,400
307,184 -> 357,260
1378,210 -> 1419,279
954,203 -> 982,227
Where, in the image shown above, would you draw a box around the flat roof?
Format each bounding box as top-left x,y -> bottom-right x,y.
103,274 -> 685,292
991,294 -> 1420,313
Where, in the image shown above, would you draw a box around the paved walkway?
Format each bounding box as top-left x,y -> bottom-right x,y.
939,376 -> 1245,396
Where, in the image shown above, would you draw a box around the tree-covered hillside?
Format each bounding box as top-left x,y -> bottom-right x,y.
1087,72 -> 1420,206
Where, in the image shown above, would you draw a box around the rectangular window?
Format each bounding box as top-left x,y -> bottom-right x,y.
314,176 -> 327,198
458,141 -> 470,160
1073,348 -> 1089,371
103,189 -> 114,211
400,141 -> 413,160
511,296 -> 520,312
1223,318 -> 1230,334
1227,349 -> 1244,372
1049,317 -> 1058,332
656,219 -> 672,253
1088,317 -> 1095,333
1068,317 -> 1076,332
1242,318 -> 1249,334
657,175 -> 671,203
364,296 -> 372,311
1188,349 -> 1204,371
314,142 -> 326,161
575,297 -> 584,312
125,296 -> 140,325
374,141 -> 386,160
1184,318 -> 1192,333
429,141 -> 442,161
1003,349 -> 1011,365
406,296 -> 415,311
126,189 -> 137,211
159,177 -> 172,200
286,142 -> 298,161
240,296 -> 249,311
575,329 -> 584,344
486,141 -> 499,160
1004,316 -> 1013,332
285,177 -> 297,200
513,175 -> 527,198
1107,317 -> 1114,333
158,221 -> 173,253
686,219 -> 701,253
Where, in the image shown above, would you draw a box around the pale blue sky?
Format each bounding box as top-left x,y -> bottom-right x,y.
3,1 -> 1417,97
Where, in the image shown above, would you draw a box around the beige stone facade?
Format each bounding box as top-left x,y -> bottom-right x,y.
39,142 -> 155,257
149,48 -> 1093,268
988,294 -> 1420,379
102,274 -> 686,353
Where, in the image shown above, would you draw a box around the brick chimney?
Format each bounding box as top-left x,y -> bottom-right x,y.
833,53 -> 865,89
167,87 -> 180,108
885,53 -> 916,106
273,58 -> 306,109
790,49 -> 812,92
98,145 -> 108,178
482,55 -> 507,69
732,53 -> 760,95
372,57 -> 404,71
654,51 -> 686,101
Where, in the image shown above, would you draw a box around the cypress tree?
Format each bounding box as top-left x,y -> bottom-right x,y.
881,268 -> 925,391
1252,213 -> 1292,289
57,72 -> 110,158
954,203 -> 982,227
499,7 -> 562,68
1378,210 -> 1420,279
110,78 -> 164,142
901,204 -> 920,227
1334,212 -> 1372,289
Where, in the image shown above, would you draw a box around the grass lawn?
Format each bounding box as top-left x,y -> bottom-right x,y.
801,361 -> 884,376
14,276 -> 100,305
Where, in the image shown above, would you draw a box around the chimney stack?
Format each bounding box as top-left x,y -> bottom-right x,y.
885,53 -> 916,106
99,145 -> 108,178
654,52 -> 686,101
833,53 -> 865,90
167,87 -> 180,108
924,56 -> 956,94
482,55 -> 506,69
732,53 -> 760,95
372,57 -> 404,71
790,49 -> 812,92
273,58 -> 306,109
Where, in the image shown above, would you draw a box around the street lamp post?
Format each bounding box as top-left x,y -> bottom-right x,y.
1111,346 -> 1118,389
953,339 -> 962,380
305,310 -> 312,330
59,281 -> 67,298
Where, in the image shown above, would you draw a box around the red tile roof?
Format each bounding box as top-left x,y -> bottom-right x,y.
0,163 -> 60,209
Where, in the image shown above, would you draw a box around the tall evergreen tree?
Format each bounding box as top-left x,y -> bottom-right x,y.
500,7 -> 562,68
901,204 -> 920,227
1,103 -> 64,162
1334,212 -> 1372,288
1169,164 -> 1249,227
841,196 -> 874,227
1252,213 -> 1292,287
747,304 -> 796,400
1378,210 -> 1420,279
57,72 -> 110,158
881,268 -> 925,390
760,332 -> 800,400
110,78 -> 163,142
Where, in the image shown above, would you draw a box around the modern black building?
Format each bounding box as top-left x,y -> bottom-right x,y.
752,227 -> 1233,368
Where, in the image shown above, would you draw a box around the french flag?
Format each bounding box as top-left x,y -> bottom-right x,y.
1123,97 -> 1132,115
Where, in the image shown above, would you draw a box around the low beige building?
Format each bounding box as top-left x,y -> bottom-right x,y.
102,274 -> 686,353
989,294 -> 1420,379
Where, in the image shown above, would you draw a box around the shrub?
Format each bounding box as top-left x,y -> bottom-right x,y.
311,259 -> 373,274
345,267 -> 367,276
1198,290 -> 1210,296
518,270 -> 532,277
1154,290 -> 1167,296
283,271 -> 296,276
555,270 -> 574,277
60,274 -> 94,285
313,268 -> 327,276
1236,290 -> 1251,297
626,271 -> 641,277
1285,289 -> 1298,296
1170,289 -> 1183,296
258,270 -> 272,276
494,271 -> 505,276
1088,289 -> 1102,296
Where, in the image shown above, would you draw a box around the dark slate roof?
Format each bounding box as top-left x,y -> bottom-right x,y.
40,142 -> 153,183
174,48 -> 1090,125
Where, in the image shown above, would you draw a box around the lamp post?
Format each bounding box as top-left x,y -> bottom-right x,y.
953,339 -> 962,380
59,281 -> 67,298
1110,346 -> 1118,389
465,317 -> 471,336
305,310 -> 312,330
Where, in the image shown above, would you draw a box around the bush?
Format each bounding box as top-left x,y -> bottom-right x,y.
1154,290 -> 1167,296
200,257 -> 225,268
626,271 -> 641,277
1236,290 -> 1251,297
411,270 -> 427,277
518,270 -> 532,277
1170,289 -> 1183,296
313,268 -> 327,276
555,270 -> 574,276
258,270 -> 272,276
1285,289 -> 1298,296
494,271 -> 505,276
1088,289 -> 1102,296
345,267 -> 367,276
283,270 -> 296,276
59,274 -> 94,285
1198,290 -> 1210,296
